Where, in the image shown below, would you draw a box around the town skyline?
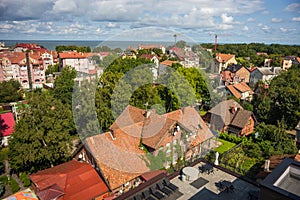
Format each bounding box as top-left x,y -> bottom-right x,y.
0,0 -> 300,45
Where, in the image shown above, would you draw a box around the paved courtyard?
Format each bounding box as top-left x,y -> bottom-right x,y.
170,162 -> 260,200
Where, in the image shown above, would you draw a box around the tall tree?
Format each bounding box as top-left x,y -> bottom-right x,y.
52,66 -> 77,106
9,92 -> 73,173
0,79 -> 23,103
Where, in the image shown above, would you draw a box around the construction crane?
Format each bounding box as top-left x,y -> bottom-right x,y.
209,33 -> 231,51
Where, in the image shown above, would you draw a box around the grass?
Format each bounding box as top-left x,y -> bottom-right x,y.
214,138 -> 236,154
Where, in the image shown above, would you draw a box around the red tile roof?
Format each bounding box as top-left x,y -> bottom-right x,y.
30,160 -> 109,200
160,60 -> 178,67
59,52 -> 91,59
233,82 -> 253,93
226,85 -> 242,99
0,112 -> 15,137
215,53 -> 235,63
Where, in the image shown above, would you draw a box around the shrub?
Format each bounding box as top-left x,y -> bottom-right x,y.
0,176 -> 8,185
20,172 -> 31,187
9,177 -> 20,193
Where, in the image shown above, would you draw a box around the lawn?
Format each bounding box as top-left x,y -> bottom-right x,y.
214,138 -> 236,154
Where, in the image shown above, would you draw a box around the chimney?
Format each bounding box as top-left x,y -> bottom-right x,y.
230,106 -> 237,114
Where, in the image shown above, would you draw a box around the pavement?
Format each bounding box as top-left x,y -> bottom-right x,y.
170,161 -> 260,200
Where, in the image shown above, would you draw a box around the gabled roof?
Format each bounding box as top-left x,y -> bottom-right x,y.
224,64 -> 246,73
140,54 -> 157,60
208,99 -> 243,130
215,53 -> 235,63
233,82 -> 253,93
160,60 -> 178,67
85,105 -> 214,190
110,105 -> 146,131
85,129 -> 148,190
229,109 -> 253,128
59,52 -> 91,59
0,112 -> 15,137
256,67 -> 275,75
30,160 -> 108,200
226,85 -> 242,99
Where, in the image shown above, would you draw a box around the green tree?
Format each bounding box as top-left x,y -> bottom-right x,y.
9,92 -> 73,173
45,63 -> 59,75
52,66 -> 77,106
0,79 -> 23,103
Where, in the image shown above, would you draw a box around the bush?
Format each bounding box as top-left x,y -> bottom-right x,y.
219,132 -> 246,144
0,176 -> 8,185
20,172 -> 31,187
9,177 -> 20,193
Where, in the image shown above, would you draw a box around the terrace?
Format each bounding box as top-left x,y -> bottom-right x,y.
170,161 -> 260,200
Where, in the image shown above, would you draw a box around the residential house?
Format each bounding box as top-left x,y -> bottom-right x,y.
75,105 -> 215,195
160,60 -> 178,67
220,64 -> 251,85
59,52 -> 99,75
138,44 -> 166,54
0,51 -> 48,89
213,53 -> 237,73
0,112 -> 15,146
259,158 -> 300,200
226,82 -> 254,101
170,47 -> 199,68
264,58 -> 272,67
14,43 -> 45,52
249,67 -> 282,87
282,56 -> 299,69
204,99 -> 257,136
30,160 -> 109,200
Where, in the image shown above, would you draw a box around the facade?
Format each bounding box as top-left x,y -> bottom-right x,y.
220,64 -> 251,85
214,53 -> 237,73
74,105 -> 216,196
226,82 -> 254,101
249,67 -> 282,87
0,50 -> 58,89
170,47 -> 199,68
204,99 -> 257,136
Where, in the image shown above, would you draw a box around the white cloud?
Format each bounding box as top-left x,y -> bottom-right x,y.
243,26 -> 249,31
221,13 -> 234,24
292,17 -> 300,22
261,10 -> 269,15
247,18 -> 255,22
106,22 -> 119,28
280,27 -> 296,33
284,3 -> 300,12
271,18 -> 282,23
258,23 -> 271,32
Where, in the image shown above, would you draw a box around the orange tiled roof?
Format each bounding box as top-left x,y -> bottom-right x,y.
233,82 -> 253,93
160,60 -> 178,67
215,53 -> 235,63
297,57 -> 300,63
85,105 -> 214,190
85,130 -> 149,190
226,85 -> 242,99
59,52 -> 91,59
30,160 -> 109,200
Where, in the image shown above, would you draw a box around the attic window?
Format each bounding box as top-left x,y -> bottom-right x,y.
198,124 -> 202,129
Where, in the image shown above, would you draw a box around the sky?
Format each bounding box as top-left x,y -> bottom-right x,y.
0,0 -> 300,44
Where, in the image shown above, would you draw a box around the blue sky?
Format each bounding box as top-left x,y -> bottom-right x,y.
0,0 -> 299,44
